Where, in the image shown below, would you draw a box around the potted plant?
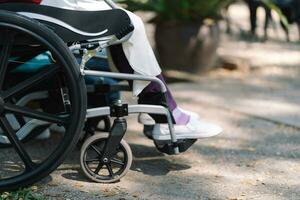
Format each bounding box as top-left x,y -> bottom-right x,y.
117,0 -> 234,73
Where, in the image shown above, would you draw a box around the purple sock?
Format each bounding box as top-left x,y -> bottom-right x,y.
142,75 -> 190,125
109,46 -> 190,125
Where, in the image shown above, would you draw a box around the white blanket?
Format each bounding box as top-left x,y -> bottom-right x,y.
40,0 -> 162,95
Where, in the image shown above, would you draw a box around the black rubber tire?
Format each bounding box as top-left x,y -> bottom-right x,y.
0,11 -> 87,191
80,133 -> 132,183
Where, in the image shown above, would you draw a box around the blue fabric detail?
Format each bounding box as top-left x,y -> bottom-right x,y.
14,52 -> 120,103
13,52 -> 52,73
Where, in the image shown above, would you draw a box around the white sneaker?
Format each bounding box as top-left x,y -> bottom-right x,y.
138,108 -> 199,126
176,107 -> 199,119
0,114 -> 21,144
138,113 -> 156,126
0,114 -> 21,133
35,129 -> 51,140
0,119 -> 51,143
152,116 -> 222,141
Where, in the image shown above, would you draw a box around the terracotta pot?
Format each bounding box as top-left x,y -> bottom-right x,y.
155,21 -> 220,73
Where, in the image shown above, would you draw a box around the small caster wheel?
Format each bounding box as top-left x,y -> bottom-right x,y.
80,134 -> 132,183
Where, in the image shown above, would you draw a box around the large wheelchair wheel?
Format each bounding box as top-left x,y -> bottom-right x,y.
0,11 -> 87,190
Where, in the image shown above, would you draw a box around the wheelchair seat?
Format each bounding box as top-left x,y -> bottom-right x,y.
0,3 -> 133,42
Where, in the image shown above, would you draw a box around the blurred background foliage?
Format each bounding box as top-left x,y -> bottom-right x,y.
117,0 -> 235,22
117,0 -> 286,24
115,0 -> 289,73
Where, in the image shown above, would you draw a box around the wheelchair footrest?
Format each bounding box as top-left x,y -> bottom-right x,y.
154,139 -> 197,155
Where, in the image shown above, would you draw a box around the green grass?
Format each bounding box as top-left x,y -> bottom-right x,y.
0,187 -> 45,200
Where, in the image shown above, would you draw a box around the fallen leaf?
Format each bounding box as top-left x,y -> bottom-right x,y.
227,197 -> 239,200
31,185 -> 38,192
246,163 -> 255,168
102,189 -> 118,197
1,192 -> 9,199
265,171 -> 271,176
168,165 -> 179,170
240,179 -> 258,186
215,175 -> 223,178
74,183 -> 84,189
48,182 -> 59,187
132,192 -> 140,198
293,166 -> 300,172
245,147 -> 256,152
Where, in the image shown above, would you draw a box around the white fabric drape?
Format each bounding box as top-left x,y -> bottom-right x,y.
40,0 -> 162,96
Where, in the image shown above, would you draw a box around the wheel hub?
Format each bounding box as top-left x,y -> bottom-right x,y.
103,158 -> 109,163
0,96 -> 4,115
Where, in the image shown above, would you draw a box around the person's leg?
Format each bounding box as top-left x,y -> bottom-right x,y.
108,12 -> 222,140
297,20 -> 300,41
109,44 -> 189,125
247,0 -> 258,35
264,7 -> 272,40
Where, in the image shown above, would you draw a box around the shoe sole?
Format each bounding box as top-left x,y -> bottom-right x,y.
153,131 -> 222,141
138,114 -> 156,126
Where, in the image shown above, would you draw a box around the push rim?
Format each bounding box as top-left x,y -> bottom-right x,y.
0,13 -> 86,190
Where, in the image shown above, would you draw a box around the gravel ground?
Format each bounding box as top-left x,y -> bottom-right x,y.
34,97 -> 300,200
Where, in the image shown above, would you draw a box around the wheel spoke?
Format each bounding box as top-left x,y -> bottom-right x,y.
90,145 -> 102,157
0,30 -> 15,90
15,115 -> 26,127
111,158 -> 125,166
106,164 -> 114,177
4,103 -> 68,125
3,65 -> 59,100
0,116 -> 35,171
94,163 -> 104,174
85,158 -> 100,163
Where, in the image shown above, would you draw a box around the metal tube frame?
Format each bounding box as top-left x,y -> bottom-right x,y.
67,5 -> 178,153
84,70 -> 179,154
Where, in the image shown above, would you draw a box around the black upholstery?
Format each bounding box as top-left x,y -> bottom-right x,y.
0,3 -> 133,42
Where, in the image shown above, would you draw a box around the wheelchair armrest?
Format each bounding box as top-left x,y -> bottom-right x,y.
0,3 -> 133,43
86,83 -> 131,94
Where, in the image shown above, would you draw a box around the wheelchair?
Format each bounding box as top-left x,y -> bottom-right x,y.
0,2 -> 196,191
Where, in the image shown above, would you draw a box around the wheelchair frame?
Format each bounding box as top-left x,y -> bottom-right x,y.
0,4 -> 188,190
68,24 -> 178,149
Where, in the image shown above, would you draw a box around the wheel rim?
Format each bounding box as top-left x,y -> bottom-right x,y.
0,18 -> 85,189
83,138 -> 128,181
